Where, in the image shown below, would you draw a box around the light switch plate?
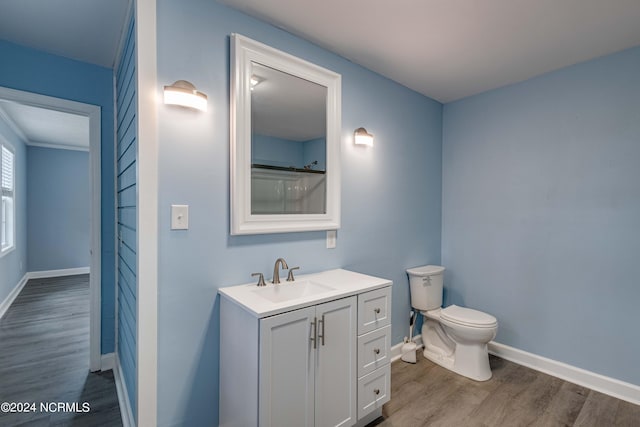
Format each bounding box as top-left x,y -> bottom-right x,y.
171,205 -> 189,230
326,230 -> 337,249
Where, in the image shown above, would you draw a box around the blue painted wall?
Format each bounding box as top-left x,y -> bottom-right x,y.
156,1 -> 442,425
303,137 -> 327,171
0,40 -> 116,354
115,14 -> 138,420
0,116 -> 27,305
26,146 -> 89,272
252,134 -> 305,167
442,46 -> 640,385
253,134 -> 326,170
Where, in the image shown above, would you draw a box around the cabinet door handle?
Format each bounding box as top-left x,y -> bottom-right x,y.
374,308 -> 381,314
374,389 -> 380,395
373,348 -> 380,355
310,318 -> 317,349
318,314 -> 325,346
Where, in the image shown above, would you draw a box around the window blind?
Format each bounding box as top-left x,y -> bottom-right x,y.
1,145 -> 13,195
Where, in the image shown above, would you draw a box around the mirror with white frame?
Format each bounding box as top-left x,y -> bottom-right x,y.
230,34 -> 341,235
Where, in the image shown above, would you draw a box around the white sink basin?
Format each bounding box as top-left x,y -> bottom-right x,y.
252,281 -> 335,303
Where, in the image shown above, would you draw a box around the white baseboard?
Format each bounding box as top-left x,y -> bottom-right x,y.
0,273 -> 28,319
114,353 -> 135,427
488,341 -> 640,406
27,267 -> 90,279
392,337 -> 639,405
101,352 -> 115,371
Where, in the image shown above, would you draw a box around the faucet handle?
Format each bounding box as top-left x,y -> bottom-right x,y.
251,273 -> 266,287
287,267 -> 300,282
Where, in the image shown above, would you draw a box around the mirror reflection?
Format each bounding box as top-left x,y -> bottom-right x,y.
250,62 -> 327,215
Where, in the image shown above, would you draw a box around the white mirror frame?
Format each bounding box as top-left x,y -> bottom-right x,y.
230,34 -> 341,235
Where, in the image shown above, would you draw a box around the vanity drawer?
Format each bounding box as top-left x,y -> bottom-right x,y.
357,325 -> 391,378
357,364 -> 390,420
357,286 -> 391,334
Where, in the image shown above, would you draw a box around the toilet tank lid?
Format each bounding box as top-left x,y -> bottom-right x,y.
441,305 -> 497,327
406,265 -> 445,276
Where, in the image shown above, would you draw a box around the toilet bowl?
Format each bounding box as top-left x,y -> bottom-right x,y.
407,266 -> 498,381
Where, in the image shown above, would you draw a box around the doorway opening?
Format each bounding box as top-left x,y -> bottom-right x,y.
0,86 -> 102,371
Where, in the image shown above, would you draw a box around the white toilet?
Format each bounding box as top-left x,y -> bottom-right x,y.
406,265 -> 498,381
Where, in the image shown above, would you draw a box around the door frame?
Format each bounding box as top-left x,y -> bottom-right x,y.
0,86 -> 102,371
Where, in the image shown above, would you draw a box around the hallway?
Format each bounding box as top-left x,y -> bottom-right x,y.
0,274 -> 122,426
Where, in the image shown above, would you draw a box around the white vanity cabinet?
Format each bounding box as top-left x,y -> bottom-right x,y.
355,287 -> 392,419
219,269 -> 392,427
259,297 -> 357,427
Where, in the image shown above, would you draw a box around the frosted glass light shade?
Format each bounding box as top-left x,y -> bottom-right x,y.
163,80 -> 208,111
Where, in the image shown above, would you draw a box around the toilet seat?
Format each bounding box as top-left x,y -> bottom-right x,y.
440,305 -> 497,328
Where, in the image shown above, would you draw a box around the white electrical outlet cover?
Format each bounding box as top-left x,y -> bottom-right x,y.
326,230 -> 337,248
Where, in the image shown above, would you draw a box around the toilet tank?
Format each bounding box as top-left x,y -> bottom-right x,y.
406,265 -> 445,311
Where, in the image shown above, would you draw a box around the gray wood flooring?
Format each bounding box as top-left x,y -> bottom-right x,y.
0,275 -> 122,427
373,352 -> 640,426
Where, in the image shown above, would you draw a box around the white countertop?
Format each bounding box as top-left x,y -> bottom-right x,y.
218,268 -> 392,318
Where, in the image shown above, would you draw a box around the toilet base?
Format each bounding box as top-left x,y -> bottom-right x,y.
422,346 -> 492,381
421,318 -> 493,382
423,346 -> 454,371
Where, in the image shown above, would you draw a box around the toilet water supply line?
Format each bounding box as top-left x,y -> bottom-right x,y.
409,311 -> 416,341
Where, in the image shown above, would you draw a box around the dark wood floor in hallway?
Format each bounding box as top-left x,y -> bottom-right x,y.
374,353 -> 640,427
0,274 -> 122,427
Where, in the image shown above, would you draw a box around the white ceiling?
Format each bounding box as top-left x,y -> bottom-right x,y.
0,0 -> 127,149
219,0 -> 640,102
252,63 -> 326,141
0,101 -> 90,150
0,0 -> 129,69
0,0 -> 639,103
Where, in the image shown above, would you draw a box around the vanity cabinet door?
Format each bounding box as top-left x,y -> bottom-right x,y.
315,297 -> 357,427
259,306 -> 316,427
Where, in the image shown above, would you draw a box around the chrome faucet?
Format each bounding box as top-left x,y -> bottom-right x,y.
272,258 -> 289,284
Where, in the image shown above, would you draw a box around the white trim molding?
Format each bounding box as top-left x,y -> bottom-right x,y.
101,352 -> 115,371
489,341 -> 640,406
27,267 -> 90,279
0,273 -> 28,319
26,140 -> 90,152
0,103 -> 29,142
114,354 -> 135,427
136,0 -> 159,424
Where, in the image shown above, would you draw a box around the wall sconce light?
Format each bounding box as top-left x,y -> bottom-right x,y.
163,80 -> 208,111
354,127 -> 374,146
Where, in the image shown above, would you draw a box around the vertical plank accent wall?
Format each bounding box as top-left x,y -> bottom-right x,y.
115,14 -> 138,418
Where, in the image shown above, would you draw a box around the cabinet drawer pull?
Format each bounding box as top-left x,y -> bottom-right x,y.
374,388 -> 380,395
373,348 -> 380,355
318,314 -> 325,346
310,318 -> 317,349
374,307 -> 381,314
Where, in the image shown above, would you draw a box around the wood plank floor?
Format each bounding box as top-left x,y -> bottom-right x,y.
373,353 -> 640,427
0,275 -> 122,427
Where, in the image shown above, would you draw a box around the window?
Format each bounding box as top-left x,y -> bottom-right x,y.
1,143 -> 15,254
